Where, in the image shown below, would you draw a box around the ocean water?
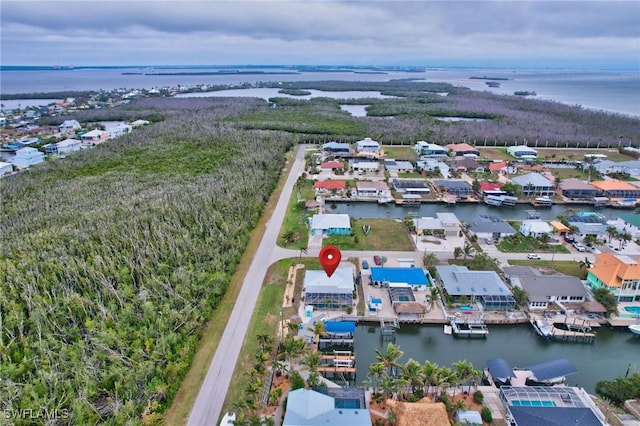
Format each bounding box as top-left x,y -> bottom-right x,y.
1,66 -> 638,117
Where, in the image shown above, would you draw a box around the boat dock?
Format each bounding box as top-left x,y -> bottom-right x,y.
449,317 -> 489,337
319,350 -> 356,374
530,316 -> 596,342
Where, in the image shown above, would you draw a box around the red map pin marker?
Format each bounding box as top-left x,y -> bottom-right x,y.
319,245 -> 342,278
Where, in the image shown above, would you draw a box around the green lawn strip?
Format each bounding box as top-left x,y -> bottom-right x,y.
478,147 -> 511,161
550,168 -> 589,180
382,146 -> 418,161
497,236 -> 570,254
222,259 -> 291,412
278,188 -> 312,249
323,218 -> 414,250
508,259 -> 584,278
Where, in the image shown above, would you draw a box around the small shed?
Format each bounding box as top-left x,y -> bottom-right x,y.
455,410 -> 483,425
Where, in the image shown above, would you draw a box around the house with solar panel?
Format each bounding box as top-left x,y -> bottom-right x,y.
435,265 -> 516,310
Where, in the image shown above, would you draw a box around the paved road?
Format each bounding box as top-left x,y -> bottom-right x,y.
187,146 -> 307,425
188,143 -> 598,424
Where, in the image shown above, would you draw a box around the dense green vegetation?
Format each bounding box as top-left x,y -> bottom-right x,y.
0,99 -> 294,424
596,372 -> 640,405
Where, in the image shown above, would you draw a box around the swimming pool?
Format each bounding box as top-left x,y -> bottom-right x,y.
335,398 -> 361,409
624,306 -> 640,314
511,400 -> 556,407
460,306 -> 472,311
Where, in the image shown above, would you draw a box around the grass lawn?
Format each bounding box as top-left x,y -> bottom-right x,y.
164,149 -> 296,425
222,258 -> 291,412
323,218 -> 415,250
497,235 -> 570,254
549,168 -> 589,180
478,147 -> 511,161
382,146 -> 418,161
278,187 -> 312,249
508,259 -> 585,278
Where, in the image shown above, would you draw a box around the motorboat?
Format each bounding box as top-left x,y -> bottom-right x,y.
629,325 -> 640,335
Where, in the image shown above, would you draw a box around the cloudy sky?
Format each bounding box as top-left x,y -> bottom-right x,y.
1,1 -> 639,68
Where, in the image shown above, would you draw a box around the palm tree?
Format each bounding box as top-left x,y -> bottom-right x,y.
463,242 -> 474,260
401,358 -> 425,398
306,321 -> 328,349
453,247 -> 463,260
423,252 -> 439,270
452,360 -> 475,395
606,226 -> 617,244
437,367 -> 457,398
366,363 -> 386,395
620,232 -> 632,250
374,342 -> 404,377
302,351 -> 322,387
421,360 -> 440,397
256,334 -> 274,352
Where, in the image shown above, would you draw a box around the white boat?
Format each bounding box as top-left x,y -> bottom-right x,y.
532,319 -> 554,337
629,325 -> 640,335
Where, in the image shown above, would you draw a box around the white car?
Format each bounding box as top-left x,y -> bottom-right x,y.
527,253 -> 541,259
573,242 -> 586,252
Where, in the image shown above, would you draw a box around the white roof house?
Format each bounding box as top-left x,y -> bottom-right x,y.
56,138 -> 82,154
507,145 -> 538,158
10,147 -> 45,168
414,141 -> 449,157
283,388 -> 371,426
81,129 -> 109,144
130,119 -> 150,127
107,123 -> 132,139
0,162 -> 13,176
519,220 -> 553,237
355,137 -> 380,154
310,214 -> 351,236
511,172 -> 555,196
304,267 -> 354,295
59,119 -> 81,132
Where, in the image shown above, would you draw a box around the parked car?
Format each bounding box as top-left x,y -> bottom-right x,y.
527,253 -> 541,259
362,260 -> 369,269
573,242 -> 586,252
485,238 -> 493,245
373,255 -> 382,265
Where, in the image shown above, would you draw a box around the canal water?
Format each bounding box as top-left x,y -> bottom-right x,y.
350,324 -> 640,393
333,202 -> 623,222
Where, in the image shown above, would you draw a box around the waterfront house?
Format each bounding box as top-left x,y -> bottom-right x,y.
313,180 -> 346,195
435,265 -> 516,310
0,161 -> 13,176
370,267 -> 429,287
388,283 -> 426,319
303,267 -> 355,310
391,179 -> 430,194
413,212 -> 462,237
511,173 -> 555,197
130,119 -> 150,127
17,137 -> 40,147
566,212 -> 607,238
59,119 -> 81,133
519,220 -> 553,238
549,221 -> 570,236
384,159 -> 415,173
319,160 -> 344,173
504,266 -> 587,310
433,180 -> 474,198
468,215 -> 517,240
310,214 -> 351,236
499,386 -> 605,426
451,157 -> 484,173
591,179 -> 640,199
355,137 -> 380,155
592,160 -> 640,178
350,160 -> 379,172
445,142 -> 479,157
587,253 -> 640,302
559,179 -> 599,200
355,181 -> 391,199
413,141 -> 448,157
322,141 -> 351,156
478,181 -> 504,196
416,158 -> 449,176
81,129 -> 109,145
507,145 -> 538,159
10,147 -> 44,168
283,388 -> 371,426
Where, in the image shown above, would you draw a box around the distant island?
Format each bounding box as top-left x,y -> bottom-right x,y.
514,91 -> 537,96
278,89 -> 312,96
470,76 -> 509,81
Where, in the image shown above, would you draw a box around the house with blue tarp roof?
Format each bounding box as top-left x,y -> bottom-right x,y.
370,267 -> 429,286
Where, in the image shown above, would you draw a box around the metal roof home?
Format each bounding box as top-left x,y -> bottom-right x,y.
559,178 -> 598,199
283,388 -> 372,426
505,267 -> 587,308
322,141 -> 351,154
519,220 -> 553,237
511,172 -> 554,196
468,215 -> 516,238
310,214 -> 351,236
303,266 -> 355,309
591,179 -> 640,198
433,179 -> 474,196
414,141 -> 449,157
355,137 -> 380,153
370,267 -> 429,286
507,145 -> 538,158
435,265 -> 515,309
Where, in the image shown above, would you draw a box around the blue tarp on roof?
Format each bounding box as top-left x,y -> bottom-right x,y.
486,358 -> 515,381
324,321 -> 356,334
524,358 -> 577,381
370,267 -> 429,285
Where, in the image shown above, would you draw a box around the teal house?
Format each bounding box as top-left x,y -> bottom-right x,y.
310,213 -> 351,236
